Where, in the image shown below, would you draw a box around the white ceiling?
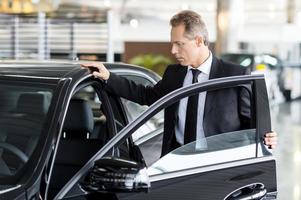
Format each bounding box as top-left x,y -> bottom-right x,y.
58,0 -> 301,60
60,0 -> 300,22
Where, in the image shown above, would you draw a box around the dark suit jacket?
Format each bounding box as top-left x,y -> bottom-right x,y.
106,56 -> 251,156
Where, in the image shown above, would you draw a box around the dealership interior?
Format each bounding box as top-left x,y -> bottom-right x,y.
1,0 -> 301,199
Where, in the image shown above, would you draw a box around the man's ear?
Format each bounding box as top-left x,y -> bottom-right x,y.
195,36 -> 204,46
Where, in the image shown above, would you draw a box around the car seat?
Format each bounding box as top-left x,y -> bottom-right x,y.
0,93 -> 48,173
48,99 -> 104,199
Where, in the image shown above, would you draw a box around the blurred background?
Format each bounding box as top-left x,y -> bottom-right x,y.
1,0 -> 301,199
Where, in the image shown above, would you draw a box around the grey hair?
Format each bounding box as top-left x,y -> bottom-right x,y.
170,10 -> 209,46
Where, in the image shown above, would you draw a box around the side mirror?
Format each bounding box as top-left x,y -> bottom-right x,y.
80,157 -> 150,193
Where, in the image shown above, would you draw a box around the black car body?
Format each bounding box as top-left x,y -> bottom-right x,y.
0,61 -> 277,200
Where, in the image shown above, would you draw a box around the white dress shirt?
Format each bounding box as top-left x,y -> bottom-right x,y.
175,52 -> 213,146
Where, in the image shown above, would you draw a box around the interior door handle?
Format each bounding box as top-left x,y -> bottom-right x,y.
224,183 -> 267,200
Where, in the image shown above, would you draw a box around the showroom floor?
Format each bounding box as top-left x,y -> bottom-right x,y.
271,99 -> 301,200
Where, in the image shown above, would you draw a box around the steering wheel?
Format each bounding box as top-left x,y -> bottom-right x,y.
0,142 -> 28,163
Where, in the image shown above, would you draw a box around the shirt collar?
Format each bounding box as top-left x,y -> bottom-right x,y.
187,51 -> 212,75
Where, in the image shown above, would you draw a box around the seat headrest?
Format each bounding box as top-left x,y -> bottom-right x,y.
16,93 -> 48,116
63,99 -> 94,136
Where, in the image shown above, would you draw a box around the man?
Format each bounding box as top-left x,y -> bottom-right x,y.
83,10 -> 277,156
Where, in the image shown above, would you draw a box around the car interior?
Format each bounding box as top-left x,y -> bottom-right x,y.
45,84 -> 108,197
46,83 -> 136,199
47,98 -> 107,199
0,89 -> 51,176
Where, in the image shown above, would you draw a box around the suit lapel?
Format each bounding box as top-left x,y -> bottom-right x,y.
209,56 -> 224,79
171,61 -> 223,119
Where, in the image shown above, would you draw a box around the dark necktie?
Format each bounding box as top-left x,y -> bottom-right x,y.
184,69 -> 201,144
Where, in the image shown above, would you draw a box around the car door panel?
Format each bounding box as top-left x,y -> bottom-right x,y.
117,158 -> 276,200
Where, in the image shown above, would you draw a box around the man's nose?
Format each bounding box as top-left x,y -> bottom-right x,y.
171,44 -> 177,55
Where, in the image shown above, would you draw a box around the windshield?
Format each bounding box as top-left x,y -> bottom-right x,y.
0,81 -> 53,177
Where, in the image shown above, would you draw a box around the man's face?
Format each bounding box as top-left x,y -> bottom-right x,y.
170,24 -> 201,67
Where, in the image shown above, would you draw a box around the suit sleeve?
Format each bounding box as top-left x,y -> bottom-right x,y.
105,67 -> 172,106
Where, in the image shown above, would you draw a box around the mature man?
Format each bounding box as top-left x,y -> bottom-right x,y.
83,10 -> 277,156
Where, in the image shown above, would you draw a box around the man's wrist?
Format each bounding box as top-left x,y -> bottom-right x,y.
105,71 -> 110,81
105,72 -> 113,84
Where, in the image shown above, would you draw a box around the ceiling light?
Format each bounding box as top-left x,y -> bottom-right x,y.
130,18 -> 139,28
181,3 -> 189,10
32,0 -> 40,4
104,0 -> 111,8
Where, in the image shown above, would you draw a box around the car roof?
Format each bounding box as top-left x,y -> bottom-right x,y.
0,60 -> 160,81
221,53 -> 255,57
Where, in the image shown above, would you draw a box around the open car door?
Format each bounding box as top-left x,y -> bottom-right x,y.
55,74 -> 277,200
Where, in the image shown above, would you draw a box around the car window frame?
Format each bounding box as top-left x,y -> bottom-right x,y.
45,78 -> 122,199
112,69 -> 161,85
55,74 -> 271,199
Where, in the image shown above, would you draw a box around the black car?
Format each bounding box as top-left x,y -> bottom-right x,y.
220,53 -> 284,72
221,53 -> 285,101
0,61 -> 277,200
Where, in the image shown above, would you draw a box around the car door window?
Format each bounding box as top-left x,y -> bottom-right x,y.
119,75 -> 154,124
81,81 -> 262,171
148,129 -> 262,176
115,84 -> 256,169
119,75 -> 164,143
98,82 -> 256,169
0,81 -> 53,177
